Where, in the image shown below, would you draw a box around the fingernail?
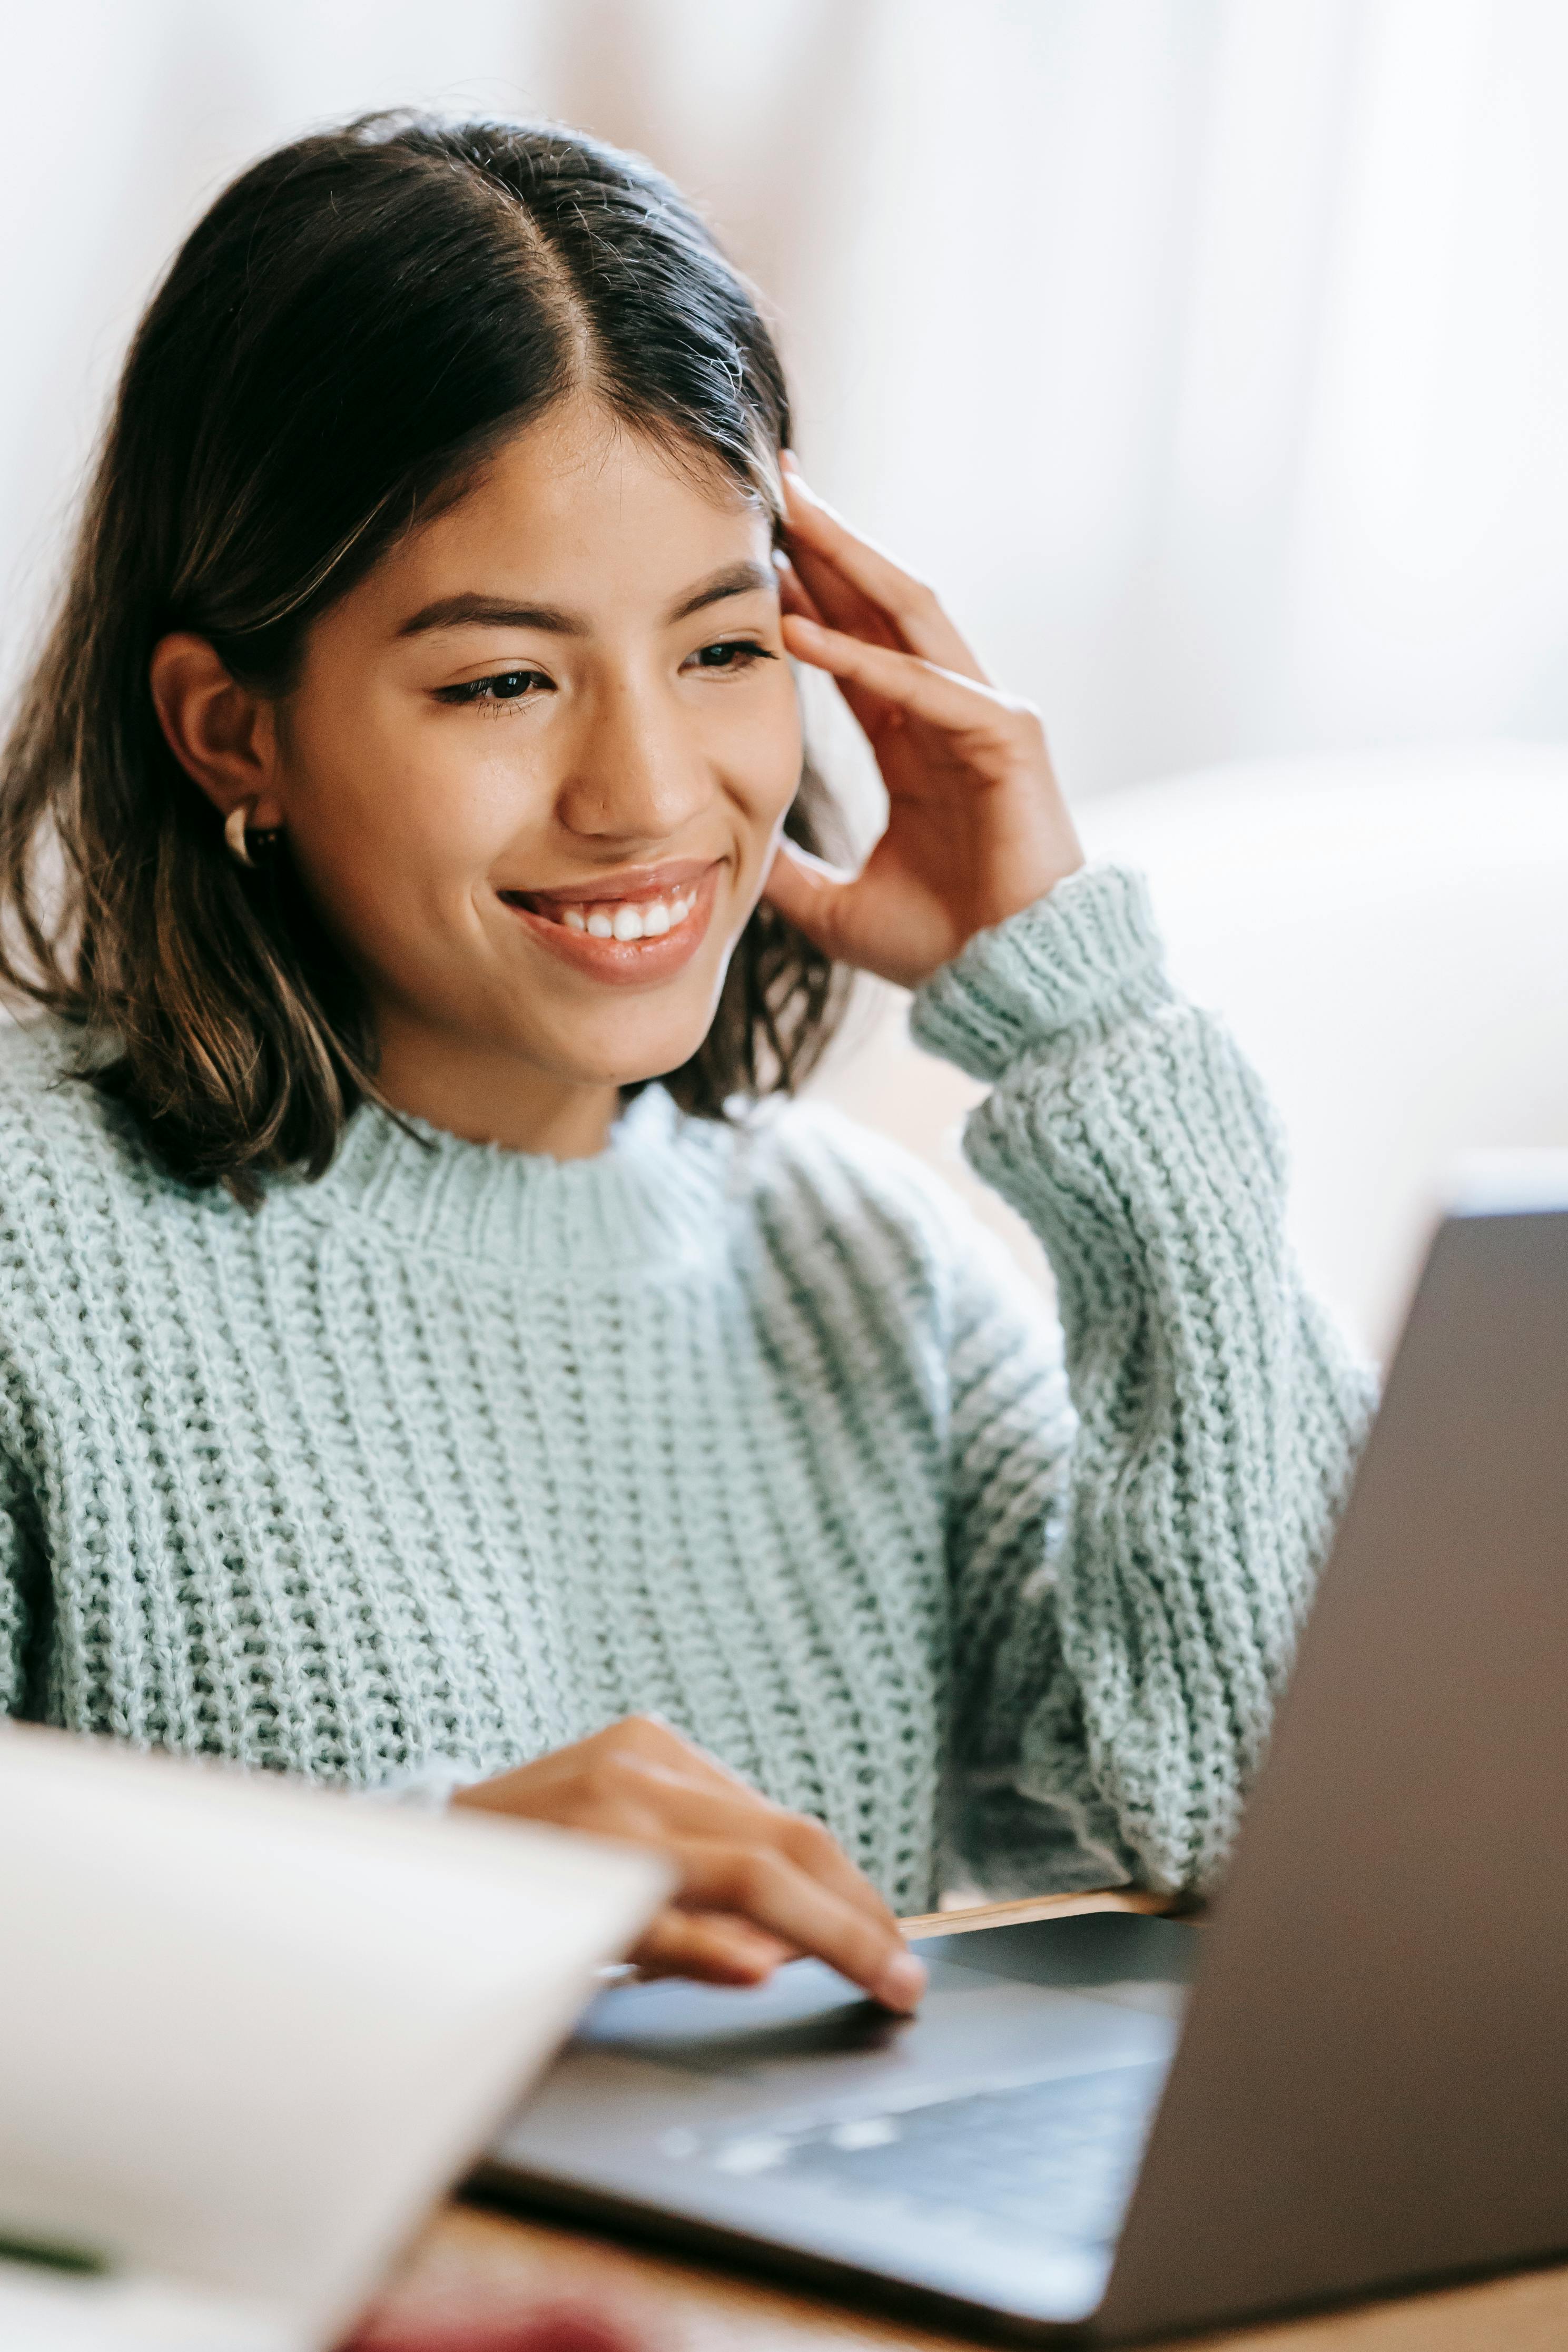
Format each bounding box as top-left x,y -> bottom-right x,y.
780,446 -> 800,472
874,1952 -> 927,2012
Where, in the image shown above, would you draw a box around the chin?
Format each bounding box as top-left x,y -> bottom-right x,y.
528,1005 -> 721,1094
484,916 -> 748,1091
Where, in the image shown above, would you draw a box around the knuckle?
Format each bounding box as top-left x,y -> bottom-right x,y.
582,1748 -> 650,1807
618,1713 -> 672,1752
781,1810 -> 836,1864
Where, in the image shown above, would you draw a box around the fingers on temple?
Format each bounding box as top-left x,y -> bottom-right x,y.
781,614 -> 1034,752
781,474 -> 987,680
774,553 -> 827,627
780,534 -> 899,652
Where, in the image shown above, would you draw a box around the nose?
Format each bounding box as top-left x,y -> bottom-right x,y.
554,670 -> 710,848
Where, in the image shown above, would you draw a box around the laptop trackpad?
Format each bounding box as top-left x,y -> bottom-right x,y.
575,1955 -> 955,2072
572,1917 -> 1192,2093
576,1956 -> 982,2070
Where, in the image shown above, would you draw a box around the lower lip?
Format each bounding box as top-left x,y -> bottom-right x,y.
498,865 -> 722,986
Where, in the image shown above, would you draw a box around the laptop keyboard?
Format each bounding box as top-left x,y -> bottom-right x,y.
712,2060 -> 1167,2249
714,2070 -> 1166,2248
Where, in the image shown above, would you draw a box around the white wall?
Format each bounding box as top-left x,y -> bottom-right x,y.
6,1 -> 1568,794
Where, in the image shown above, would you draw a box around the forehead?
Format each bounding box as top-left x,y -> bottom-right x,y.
380,398 -> 775,622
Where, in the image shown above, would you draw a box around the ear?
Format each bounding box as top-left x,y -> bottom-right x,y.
149,634 -> 284,830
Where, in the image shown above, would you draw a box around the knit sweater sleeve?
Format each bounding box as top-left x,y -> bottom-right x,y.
910,862 -> 1376,1897
0,1435 -> 42,1720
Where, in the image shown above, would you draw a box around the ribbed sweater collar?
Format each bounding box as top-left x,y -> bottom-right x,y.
274,1084 -> 727,1273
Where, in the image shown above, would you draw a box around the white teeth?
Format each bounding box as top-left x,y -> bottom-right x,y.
530,883 -> 702,939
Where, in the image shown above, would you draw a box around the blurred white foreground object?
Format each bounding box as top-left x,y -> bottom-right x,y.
0,1725 -> 669,2351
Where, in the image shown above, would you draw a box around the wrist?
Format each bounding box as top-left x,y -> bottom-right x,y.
909,861 -> 1172,1082
944,847 -> 1088,970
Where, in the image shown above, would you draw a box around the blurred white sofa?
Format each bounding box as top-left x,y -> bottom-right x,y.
822,744 -> 1568,1361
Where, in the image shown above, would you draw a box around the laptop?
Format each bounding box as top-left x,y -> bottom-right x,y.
484,1159 -> 1568,2341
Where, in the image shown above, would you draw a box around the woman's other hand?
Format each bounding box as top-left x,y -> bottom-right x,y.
450,1715 -> 925,2012
764,456 -> 1084,989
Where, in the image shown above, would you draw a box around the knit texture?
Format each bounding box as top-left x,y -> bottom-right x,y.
0,863 -> 1374,1904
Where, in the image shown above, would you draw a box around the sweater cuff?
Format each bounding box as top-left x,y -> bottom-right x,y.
359,1753 -> 475,1809
908,862 -> 1173,1083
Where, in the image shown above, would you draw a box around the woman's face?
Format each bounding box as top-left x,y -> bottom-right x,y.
272,394 -> 802,1126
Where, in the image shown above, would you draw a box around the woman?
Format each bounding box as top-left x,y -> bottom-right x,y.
0,113 -> 1372,2013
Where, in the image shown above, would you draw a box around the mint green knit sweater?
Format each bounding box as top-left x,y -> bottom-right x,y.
0,864 -> 1373,1905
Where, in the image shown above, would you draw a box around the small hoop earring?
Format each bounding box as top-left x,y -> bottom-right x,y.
224,802 -> 257,867
224,802 -> 282,867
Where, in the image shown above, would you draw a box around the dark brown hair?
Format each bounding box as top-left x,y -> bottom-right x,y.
0,111 -> 849,1205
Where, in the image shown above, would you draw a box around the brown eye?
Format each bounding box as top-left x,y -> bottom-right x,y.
689,640 -> 775,672
436,668 -> 549,707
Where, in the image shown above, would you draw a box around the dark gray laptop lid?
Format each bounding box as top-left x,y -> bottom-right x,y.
1097,1192 -> 1568,2340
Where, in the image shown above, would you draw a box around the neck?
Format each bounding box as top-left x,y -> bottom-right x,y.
370,1010 -> 620,1160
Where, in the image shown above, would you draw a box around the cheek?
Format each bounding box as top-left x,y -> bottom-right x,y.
284,696 -> 527,952
722,676 -> 804,833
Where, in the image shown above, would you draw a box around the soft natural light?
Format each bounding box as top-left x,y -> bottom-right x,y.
4,0 -> 1567,1347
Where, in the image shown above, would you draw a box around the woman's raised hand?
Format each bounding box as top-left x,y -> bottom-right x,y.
451,1714 -> 926,2011
764,457 -> 1084,990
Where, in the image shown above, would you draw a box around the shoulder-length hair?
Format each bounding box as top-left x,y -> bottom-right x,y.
0,112 -> 849,1206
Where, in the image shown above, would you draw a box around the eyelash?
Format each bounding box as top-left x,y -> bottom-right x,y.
435,638 -> 778,714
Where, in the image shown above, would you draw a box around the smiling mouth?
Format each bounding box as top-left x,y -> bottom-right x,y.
494,861 -> 722,983
500,880 -> 701,943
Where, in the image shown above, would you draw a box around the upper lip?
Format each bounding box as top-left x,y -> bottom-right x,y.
497,858 -> 718,909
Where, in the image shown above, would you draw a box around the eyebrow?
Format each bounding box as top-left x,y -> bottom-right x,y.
396,559 -> 777,640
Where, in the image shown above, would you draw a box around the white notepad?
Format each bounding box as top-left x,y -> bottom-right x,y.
0,1726 -> 669,2351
